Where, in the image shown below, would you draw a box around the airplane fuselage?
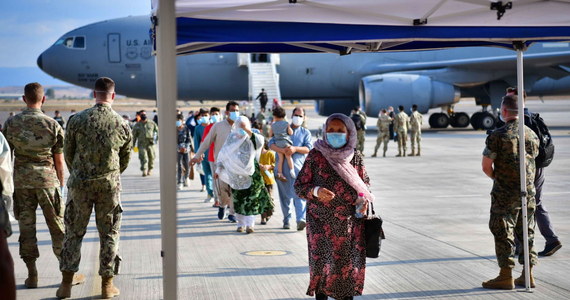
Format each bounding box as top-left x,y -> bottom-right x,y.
38,15 -> 570,128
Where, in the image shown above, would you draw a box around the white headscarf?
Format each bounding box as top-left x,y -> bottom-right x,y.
216,116 -> 264,190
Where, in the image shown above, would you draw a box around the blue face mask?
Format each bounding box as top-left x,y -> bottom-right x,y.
201,116 -> 210,124
176,120 -> 182,127
197,118 -> 204,125
229,111 -> 240,121
238,129 -> 247,136
210,115 -> 219,123
326,132 -> 347,148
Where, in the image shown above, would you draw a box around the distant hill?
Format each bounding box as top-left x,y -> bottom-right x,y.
0,67 -> 70,87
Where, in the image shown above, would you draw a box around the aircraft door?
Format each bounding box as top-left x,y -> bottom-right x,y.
107,33 -> 121,63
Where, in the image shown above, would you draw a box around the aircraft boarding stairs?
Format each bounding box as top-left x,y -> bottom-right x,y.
239,53 -> 282,116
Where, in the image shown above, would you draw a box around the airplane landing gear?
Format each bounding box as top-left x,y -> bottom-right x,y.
428,113 -> 449,128
470,111 -> 497,130
449,112 -> 470,128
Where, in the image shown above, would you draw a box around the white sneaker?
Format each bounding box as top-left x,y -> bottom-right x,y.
203,197 -> 212,203
177,184 -> 183,191
290,169 -> 296,179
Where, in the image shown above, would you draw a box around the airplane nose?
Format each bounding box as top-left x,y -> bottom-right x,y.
37,54 -> 43,70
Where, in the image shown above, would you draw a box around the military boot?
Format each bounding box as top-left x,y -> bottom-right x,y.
56,271 -> 75,298
410,150 -> 416,156
482,268 -> 514,289
25,261 -> 38,288
396,151 -> 402,157
403,149 -> 407,157
515,266 -> 535,288
371,151 -> 377,157
102,276 -> 120,298
416,148 -> 421,156
383,150 -> 386,157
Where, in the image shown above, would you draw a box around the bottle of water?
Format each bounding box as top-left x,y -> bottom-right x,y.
355,193 -> 366,218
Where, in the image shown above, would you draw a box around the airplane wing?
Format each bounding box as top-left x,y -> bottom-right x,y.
365,50 -> 570,80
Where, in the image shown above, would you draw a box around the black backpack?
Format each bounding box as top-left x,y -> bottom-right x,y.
525,112 -> 554,168
351,114 -> 364,130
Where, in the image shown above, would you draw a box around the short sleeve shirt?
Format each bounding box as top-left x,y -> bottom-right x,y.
3,108 -> 64,188
483,120 -> 539,211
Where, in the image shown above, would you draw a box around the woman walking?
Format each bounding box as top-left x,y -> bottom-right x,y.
295,113 -> 373,300
216,116 -> 271,233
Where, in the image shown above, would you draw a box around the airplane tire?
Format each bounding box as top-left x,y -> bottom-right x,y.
429,113 -> 449,128
478,112 -> 497,130
470,112 -> 482,129
450,112 -> 470,128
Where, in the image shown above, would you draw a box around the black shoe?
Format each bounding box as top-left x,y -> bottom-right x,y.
316,293 -> 328,300
538,241 -> 562,256
227,214 -> 237,223
217,207 -> 226,220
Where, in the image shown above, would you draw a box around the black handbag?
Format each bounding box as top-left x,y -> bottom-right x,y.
364,203 -> 385,258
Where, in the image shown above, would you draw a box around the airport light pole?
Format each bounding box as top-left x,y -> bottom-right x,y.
155,0 -> 178,299
514,41 -> 532,293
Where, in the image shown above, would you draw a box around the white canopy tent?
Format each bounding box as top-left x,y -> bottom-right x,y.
151,1 -> 570,298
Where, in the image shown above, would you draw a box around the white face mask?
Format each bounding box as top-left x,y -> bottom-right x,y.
292,116 -> 303,126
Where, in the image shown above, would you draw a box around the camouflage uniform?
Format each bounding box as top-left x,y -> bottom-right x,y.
483,119 -> 539,269
61,103 -> 132,277
373,114 -> 392,157
132,120 -> 159,174
393,111 -> 410,156
3,108 -> 65,263
409,111 -> 423,156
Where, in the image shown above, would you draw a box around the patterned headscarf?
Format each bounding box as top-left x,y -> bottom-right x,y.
313,113 -> 374,203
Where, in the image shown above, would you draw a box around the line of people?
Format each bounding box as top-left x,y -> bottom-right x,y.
186,102 -> 313,233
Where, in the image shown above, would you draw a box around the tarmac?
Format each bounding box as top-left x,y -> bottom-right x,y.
8,99 -> 570,299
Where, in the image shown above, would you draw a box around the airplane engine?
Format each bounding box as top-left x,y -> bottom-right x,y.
315,98 -> 359,116
359,74 -> 460,117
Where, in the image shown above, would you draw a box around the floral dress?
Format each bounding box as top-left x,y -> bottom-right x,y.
294,149 -> 369,299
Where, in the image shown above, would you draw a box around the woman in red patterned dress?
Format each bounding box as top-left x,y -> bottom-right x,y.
295,113 -> 373,300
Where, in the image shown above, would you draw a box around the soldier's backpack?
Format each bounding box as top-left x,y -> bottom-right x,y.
525,112 -> 554,168
351,113 -> 364,130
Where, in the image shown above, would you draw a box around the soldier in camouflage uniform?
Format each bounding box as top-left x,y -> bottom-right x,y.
393,105 -> 410,157
481,95 -> 539,290
409,104 -> 423,156
372,109 -> 392,157
132,110 -> 159,176
3,82 -> 85,289
350,106 -> 367,154
56,77 -> 132,299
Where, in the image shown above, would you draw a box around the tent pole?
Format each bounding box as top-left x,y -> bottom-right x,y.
155,0 -> 178,299
515,41 -> 532,293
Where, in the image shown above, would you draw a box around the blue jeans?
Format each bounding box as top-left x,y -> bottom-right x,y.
202,160 -> 214,197
275,161 -> 306,226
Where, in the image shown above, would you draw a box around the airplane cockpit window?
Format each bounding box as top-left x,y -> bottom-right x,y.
54,36 -> 86,49
73,37 -> 85,49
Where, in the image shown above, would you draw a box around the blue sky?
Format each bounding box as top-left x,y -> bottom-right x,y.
0,0 -> 151,68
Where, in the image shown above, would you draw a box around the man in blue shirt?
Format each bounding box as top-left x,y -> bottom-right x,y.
270,107 -> 313,230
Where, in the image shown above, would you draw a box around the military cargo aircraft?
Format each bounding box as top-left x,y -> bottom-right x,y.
37,15 -> 570,130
